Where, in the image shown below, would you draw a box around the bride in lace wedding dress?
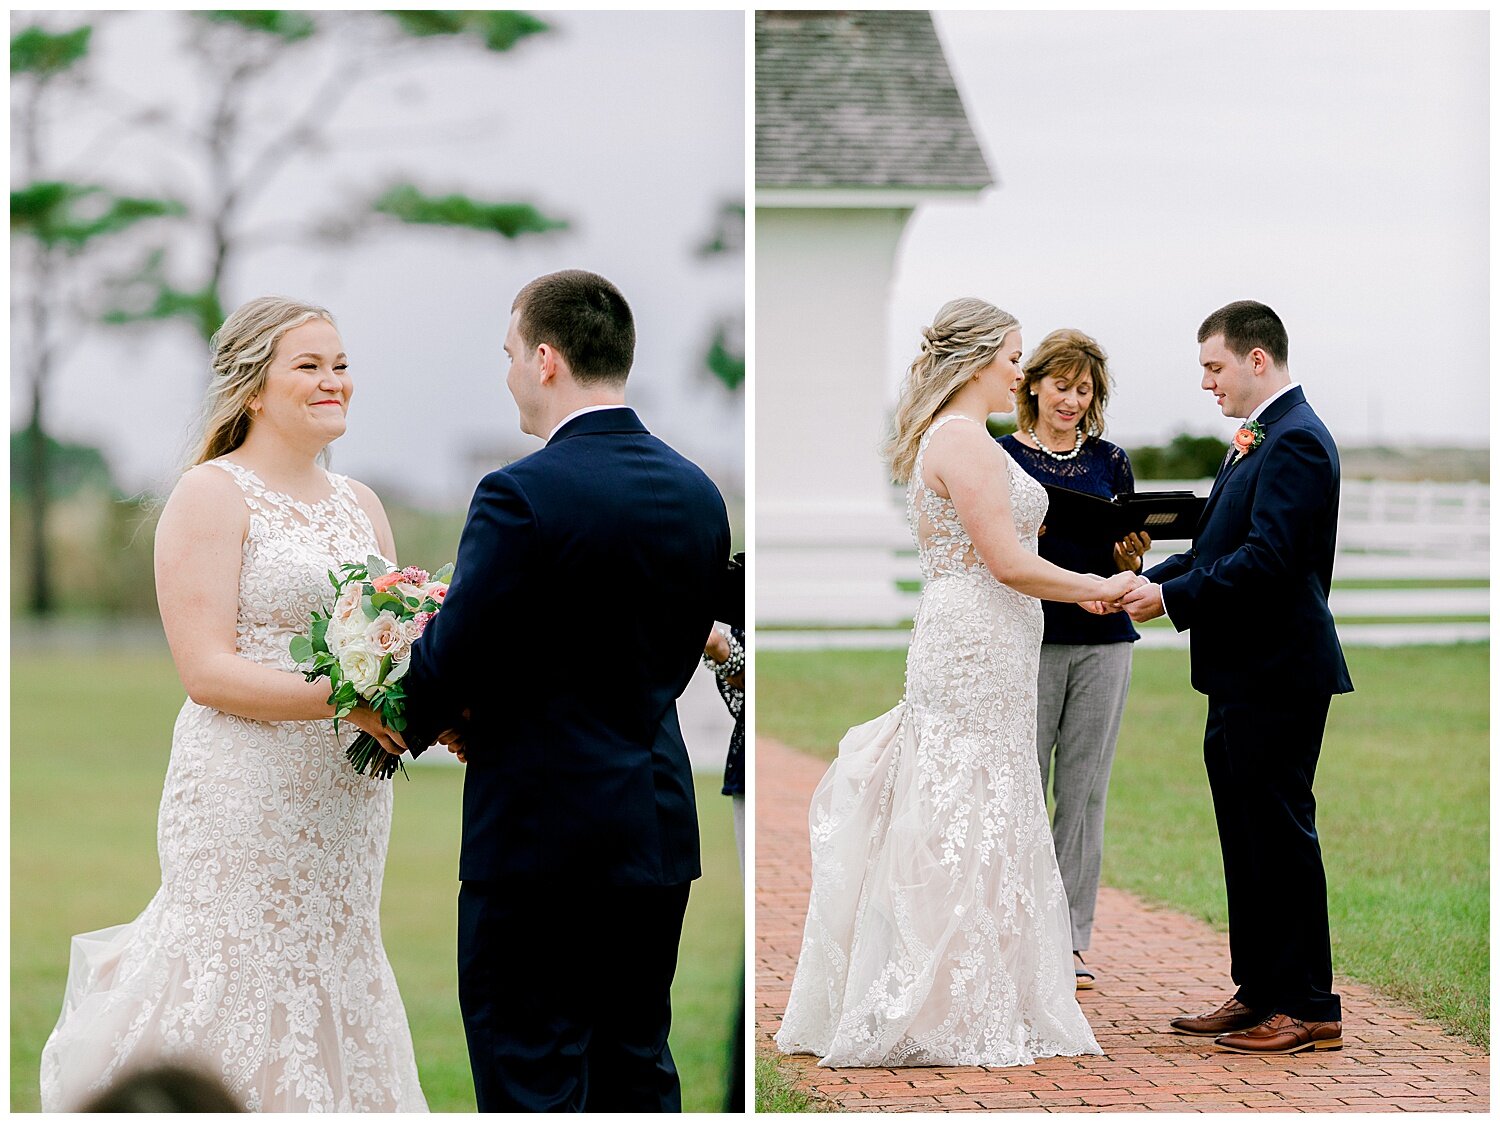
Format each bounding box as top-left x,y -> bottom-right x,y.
776,299 -> 1141,1068
40,299 -> 427,1112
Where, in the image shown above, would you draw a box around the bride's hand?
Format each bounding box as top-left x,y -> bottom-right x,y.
1090,570 -> 1145,608
347,705 -> 408,756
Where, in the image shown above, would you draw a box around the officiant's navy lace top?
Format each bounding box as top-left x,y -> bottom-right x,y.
1000,434 -> 1140,646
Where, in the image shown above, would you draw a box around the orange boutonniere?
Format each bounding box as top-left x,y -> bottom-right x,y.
1232,419 -> 1266,463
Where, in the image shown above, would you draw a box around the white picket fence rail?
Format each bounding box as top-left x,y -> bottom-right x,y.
759,479 -> 1489,633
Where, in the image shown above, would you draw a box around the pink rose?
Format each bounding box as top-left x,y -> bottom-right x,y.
364,611 -> 404,655
371,572 -> 404,593
425,584 -> 448,605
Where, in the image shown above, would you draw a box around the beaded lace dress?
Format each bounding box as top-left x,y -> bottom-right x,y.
776,415 -> 1102,1067
40,460 -> 427,1112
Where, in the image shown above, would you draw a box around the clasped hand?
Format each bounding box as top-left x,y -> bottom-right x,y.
1080,570 -> 1146,616
1082,571 -> 1166,623
348,705 -> 470,762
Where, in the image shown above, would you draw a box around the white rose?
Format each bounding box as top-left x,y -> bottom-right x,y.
393,581 -> 427,606
338,643 -> 384,696
364,610 -> 403,656
326,611 -> 362,650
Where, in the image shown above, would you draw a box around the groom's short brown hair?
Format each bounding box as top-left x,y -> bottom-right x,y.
512,270 -> 634,386
1198,300 -> 1289,367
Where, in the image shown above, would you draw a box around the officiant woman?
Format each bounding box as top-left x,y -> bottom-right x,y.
999,328 -> 1146,991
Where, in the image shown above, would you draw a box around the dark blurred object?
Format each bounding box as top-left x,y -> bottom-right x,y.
717,552 -> 745,630
725,970 -> 745,1111
79,1062 -> 242,1112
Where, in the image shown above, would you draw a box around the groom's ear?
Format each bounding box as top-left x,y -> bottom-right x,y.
536,343 -> 558,385
536,343 -> 570,386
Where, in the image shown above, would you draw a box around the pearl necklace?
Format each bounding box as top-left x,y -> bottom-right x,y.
1027,425 -> 1085,461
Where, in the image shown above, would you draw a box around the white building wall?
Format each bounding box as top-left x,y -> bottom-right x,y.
756,206 -> 916,625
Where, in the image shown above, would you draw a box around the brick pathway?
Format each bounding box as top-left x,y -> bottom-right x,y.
756,737 -> 1489,1112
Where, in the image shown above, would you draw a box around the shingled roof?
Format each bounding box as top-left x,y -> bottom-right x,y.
756,10 -> 992,192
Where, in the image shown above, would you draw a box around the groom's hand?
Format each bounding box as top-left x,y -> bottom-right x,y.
1121,580 -> 1166,622
437,708 -> 472,764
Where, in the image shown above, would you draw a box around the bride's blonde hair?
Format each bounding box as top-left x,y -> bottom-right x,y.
186,296 -> 335,470
884,297 -> 1021,483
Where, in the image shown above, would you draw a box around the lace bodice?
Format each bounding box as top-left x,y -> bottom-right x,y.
908,414 -> 1048,580
40,458 -> 425,1112
208,459 -> 386,668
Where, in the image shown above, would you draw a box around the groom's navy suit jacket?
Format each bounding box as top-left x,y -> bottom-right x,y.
1145,386 -> 1353,699
403,407 -> 731,887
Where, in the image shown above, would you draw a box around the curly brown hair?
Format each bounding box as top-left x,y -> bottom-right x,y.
1016,328 -> 1111,438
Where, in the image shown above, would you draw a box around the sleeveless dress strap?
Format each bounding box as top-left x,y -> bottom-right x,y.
202,457 -> 271,513
915,414 -> 982,482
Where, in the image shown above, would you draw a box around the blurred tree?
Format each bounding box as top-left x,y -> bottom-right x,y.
11,22 -> 183,615
697,201 -> 744,390
99,10 -> 566,345
1127,432 -> 1227,479
9,431 -> 117,501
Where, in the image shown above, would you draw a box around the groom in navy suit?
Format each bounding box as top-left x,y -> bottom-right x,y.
1121,301 -> 1353,1055
399,270 -> 731,1110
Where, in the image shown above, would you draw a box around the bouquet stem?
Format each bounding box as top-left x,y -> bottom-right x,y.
346,731 -> 409,781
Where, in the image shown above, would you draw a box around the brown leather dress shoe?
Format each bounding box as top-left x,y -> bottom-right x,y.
1215,1013 -> 1343,1055
1169,997 -> 1268,1037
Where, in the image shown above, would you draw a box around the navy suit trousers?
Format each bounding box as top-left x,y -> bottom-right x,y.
1204,694 -> 1342,1023
456,879 -> 692,1112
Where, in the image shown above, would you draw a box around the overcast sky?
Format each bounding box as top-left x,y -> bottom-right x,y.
889,10 -> 1487,450
12,10 -> 744,507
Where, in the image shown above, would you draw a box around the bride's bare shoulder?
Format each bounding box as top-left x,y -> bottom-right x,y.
158,463 -> 250,534
924,417 -> 1003,470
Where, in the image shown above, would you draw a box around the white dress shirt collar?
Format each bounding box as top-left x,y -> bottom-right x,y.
1245,381 -> 1300,425
547,403 -> 628,442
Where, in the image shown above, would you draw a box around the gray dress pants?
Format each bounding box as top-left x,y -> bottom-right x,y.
1035,642 -> 1134,951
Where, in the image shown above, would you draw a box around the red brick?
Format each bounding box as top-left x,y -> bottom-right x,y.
755,737 -> 1490,1114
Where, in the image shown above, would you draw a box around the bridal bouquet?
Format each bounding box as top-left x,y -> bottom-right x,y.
289,555 -> 453,780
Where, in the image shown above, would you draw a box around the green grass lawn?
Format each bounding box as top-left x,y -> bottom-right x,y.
12,649 -> 743,1112
757,643 -> 1489,1049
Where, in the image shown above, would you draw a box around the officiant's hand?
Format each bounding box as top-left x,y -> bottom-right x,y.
1121,580 -> 1166,622
348,705 -> 408,756
1112,531 -> 1152,573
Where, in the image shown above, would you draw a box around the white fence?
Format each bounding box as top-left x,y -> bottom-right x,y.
758,479 -> 1489,634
